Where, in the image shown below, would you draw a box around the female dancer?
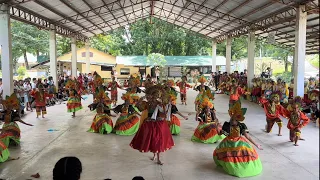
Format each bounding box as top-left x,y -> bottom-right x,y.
194,75 -> 214,112
30,84 -> 53,118
176,76 -> 191,105
0,140 -> 9,163
113,93 -> 141,135
167,91 -> 189,135
0,93 -> 33,147
66,80 -> 82,117
213,101 -> 263,177
130,84 -> 174,165
87,89 -> 114,134
191,98 -> 224,143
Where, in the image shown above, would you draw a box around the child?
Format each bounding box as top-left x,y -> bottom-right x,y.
176,76 -> 191,105
30,84 -> 53,118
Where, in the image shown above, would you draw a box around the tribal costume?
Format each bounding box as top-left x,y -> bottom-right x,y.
194,75 -> 214,112
282,97 -> 310,146
130,84 -> 174,165
107,78 -> 121,105
113,93 -> 140,135
0,93 -> 33,147
87,96 -> 113,134
0,140 -> 9,163
260,93 -> 286,135
167,91 -> 188,135
30,84 -> 53,117
176,76 -> 191,105
191,98 -> 224,144
213,101 -> 262,177
228,80 -> 246,109
66,80 -> 82,114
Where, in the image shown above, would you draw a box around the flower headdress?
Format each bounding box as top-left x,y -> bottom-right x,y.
167,79 -> 175,87
65,80 -> 76,89
228,101 -> 246,122
199,97 -> 214,109
1,93 -> 20,110
129,73 -> 141,86
94,72 -> 103,86
121,92 -> 131,101
198,75 -> 207,83
292,96 -> 303,109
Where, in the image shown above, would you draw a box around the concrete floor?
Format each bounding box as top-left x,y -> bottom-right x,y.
0,89 -> 319,180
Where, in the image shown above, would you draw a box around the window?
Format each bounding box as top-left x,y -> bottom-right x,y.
120,68 -> 130,75
81,52 -> 93,57
101,66 -> 113,71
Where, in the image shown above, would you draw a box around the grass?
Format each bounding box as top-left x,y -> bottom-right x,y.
307,54 -> 319,69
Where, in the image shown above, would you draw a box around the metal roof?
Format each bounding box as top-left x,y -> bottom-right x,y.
2,0 -> 319,54
116,55 -> 227,66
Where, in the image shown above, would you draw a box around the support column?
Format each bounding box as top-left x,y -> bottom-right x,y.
49,25 -> 58,89
71,37 -> 77,78
247,31 -> 255,87
294,5 -> 307,97
226,37 -> 231,73
0,4 -> 13,97
211,40 -> 217,72
85,41 -> 90,73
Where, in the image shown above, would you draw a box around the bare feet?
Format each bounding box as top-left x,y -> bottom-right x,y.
278,134 -> 282,136
299,137 -> 305,141
157,160 -> 163,165
294,144 -> 299,146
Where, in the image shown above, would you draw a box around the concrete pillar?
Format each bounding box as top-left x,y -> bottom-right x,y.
212,40 -> 217,72
85,41 -> 90,73
71,37 -> 77,78
294,5 -> 307,97
247,31 -> 255,87
49,26 -> 58,88
226,37 -> 231,73
0,4 -> 13,97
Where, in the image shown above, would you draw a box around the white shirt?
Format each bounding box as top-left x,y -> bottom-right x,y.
31,82 -> 36,89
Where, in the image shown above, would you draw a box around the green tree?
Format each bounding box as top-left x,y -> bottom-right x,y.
17,66 -> 27,79
147,53 -> 167,80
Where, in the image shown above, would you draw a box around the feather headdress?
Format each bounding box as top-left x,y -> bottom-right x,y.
198,75 -> 207,83
228,101 -> 246,122
129,73 -> 141,86
1,93 -> 20,110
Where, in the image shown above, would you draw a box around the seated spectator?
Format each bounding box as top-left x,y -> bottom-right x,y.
53,156 -> 82,180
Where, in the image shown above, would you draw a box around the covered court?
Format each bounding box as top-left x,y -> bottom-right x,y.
0,0 -> 319,179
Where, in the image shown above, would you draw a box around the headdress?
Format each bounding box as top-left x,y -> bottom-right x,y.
228,101 -> 246,122
309,90 -> 319,101
129,73 -> 141,86
145,84 -> 169,104
292,96 -> 303,108
95,87 -> 112,105
199,97 -> 214,109
94,72 -> 103,85
270,92 -> 281,102
1,93 -> 20,110
168,90 -> 177,103
65,80 -> 76,89
167,79 -> 175,87
198,75 -> 207,83
121,92 -> 131,101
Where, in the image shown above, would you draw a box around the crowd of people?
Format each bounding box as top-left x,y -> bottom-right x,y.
0,69 -> 318,179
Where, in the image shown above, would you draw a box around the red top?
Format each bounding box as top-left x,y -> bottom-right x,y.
281,109 -> 310,130
229,86 -> 245,101
107,81 -> 121,92
30,91 -> 53,107
176,82 -> 191,94
260,98 -> 286,119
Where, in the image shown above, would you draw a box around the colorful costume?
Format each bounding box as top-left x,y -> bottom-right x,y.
113,93 -> 140,135
176,77 -> 191,104
213,101 -> 262,177
87,102 -> 113,134
191,98 -> 224,143
30,86 -> 53,116
260,94 -> 286,134
66,80 -> 83,113
107,80 -> 121,104
228,81 -> 245,109
130,84 -> 174,153
0,141 -> 9,163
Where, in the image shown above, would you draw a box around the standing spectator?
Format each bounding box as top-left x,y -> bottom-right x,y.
214,72 -> 220,91
23,79 -> 32,111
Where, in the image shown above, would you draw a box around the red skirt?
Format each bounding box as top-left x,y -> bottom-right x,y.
130,120 -> 174,153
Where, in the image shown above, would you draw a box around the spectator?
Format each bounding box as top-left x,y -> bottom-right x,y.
53,157 -> 82,180
132,176 -> 145,180
23,79 -> 32,111
0,78 -> 2,99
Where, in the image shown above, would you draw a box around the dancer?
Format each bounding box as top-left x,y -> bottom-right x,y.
194,75 -> 214,112
191,98 -> 224,144
167,91 -> 188,135
0,140 -> 9,162
107,76 -> 122,107
130,84 -> 174,165
260,93 -> 287,136
66,80 -> 82,117
113,93 -> 141,135
228,79 -> 247,109
176,76 -> 191,105
213,101 -> 263,178
87,99 -> 114,134
0,93 -> 33,147
126,74 -> 143,94
283,96 -> 310,146
30,84 -> 53,118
